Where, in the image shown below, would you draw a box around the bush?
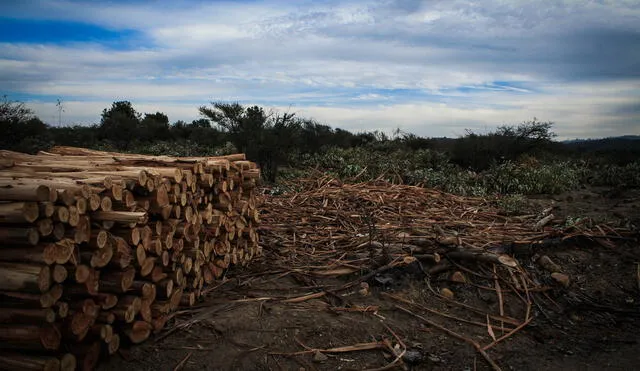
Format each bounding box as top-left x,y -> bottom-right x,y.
586,162 -> 640,188
484,161 -> 582,195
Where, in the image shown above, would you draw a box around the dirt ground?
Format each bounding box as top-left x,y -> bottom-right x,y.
99,186 -> 640,371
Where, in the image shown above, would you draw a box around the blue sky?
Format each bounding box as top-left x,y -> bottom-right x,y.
1,0 -> 639,139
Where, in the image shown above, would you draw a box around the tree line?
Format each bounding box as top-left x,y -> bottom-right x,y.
1,96 -> 638,183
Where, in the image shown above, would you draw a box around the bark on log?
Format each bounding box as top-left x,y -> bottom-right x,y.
107,333 -> 120,355
0,262 -> 51,293
0,226 -> 40,245
99,267 -> 135,293
0,352 -> 61,371
124,321 -> 152,344
0,324 -> 60,351
0,307 -> 56,323
0,202 -> 39,223
59,353 -> 77,371
0,184 -> 52,202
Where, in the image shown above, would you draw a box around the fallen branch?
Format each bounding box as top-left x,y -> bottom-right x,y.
396,305 -> 501,371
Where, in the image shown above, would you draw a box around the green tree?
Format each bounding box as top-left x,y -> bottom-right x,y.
452,118 -> 558,171
0,96 -> 52,153
140,112 -> 170,141
99,101 -> 141,149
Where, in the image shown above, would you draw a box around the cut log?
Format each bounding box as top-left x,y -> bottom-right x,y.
72,341 -> 101,371
156,278 -> 173,299
91,211 -> 147,224
0,226 -> 40,245
52,205 -> 69,223
99,267 -> 135,293
151,315 -> 169,332
109,236 -> 132,269
0,324 -> 60,351
107,333 -> 120,355
0,184 -> 52,202
60,353 -> 77,371
93,293 -> 118,310
0,262 -> 51,293
36,218 -> 53,237
57,302 -> 69,318
52,223 -> 65,240
124,321 -> 152,344
0,202 -> 39,223
97,311 -> 115,324
129,281 -> 156,302
0,352 -> 61,371
83,244 -> 113,268
88,229 -> 109,249
0,307 -> 56,323
39,202 -> 55,218
52,264 -> 68,283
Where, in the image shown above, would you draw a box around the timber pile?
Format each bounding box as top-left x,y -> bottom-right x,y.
0,146 -> 261,370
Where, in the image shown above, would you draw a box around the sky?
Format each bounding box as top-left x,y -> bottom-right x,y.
1,0 -> 639,140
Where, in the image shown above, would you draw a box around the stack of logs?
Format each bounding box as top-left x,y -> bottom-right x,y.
0,146 -> 261,370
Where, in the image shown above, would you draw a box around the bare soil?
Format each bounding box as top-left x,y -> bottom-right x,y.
99,186 -> 640,371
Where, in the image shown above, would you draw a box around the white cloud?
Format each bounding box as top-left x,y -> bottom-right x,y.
1,0 -> 639,139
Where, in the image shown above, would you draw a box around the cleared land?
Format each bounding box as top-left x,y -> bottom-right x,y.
100,178 -> 640,371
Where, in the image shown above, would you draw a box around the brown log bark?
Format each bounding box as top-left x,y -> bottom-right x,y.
151,315 -> 169,333
56,302 -> 69,319
108,237 -> 132,270
155,278 -> 173,300
99,267 -> 135,293
129,281 -> 156,302
88,229 -> 109,249
66,264 -> 91,284
52,222 -> 65,240
107,333 -> 120,355
72,341 -> 101,371
97,311 -> 115,324
139,299 -> 152,323
52,205 -> 69,223
90,323 -> 111,341
59,354 -> 76,371
180,291 -> 196,307
100,196 -> 112,212
52,264 -> 67,283
38,202 -> 55,218
0,184 -> 52,202
91,211 -> 147,224
136,244 -> 146,267
93,293 -> 118,310
81,243 -> 113,268
75,196 -> 87,215
0,352 -> 61,371
0,324 -> 60,351
139,257 -> 156,277
0,226 -> 40,245
67,206 -> 80,227
0,307 -> 56,323
70,299 -> 100,317
0,262 -> 51,293
150,266 -> 167,283
113,296 -> 140,323
0,202 -> 39,223
88,193 -> 101,211
36,218 -> 53,237
124,321 -> 152,344
0,284 -> 61,309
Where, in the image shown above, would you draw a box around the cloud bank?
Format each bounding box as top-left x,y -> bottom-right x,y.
1,0 -> 639,139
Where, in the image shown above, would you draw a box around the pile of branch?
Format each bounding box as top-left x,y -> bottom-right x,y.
0,146 -> 261,370
259,176 -> 634,276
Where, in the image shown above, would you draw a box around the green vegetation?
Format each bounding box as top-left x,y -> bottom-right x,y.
1,96 -> 639,198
